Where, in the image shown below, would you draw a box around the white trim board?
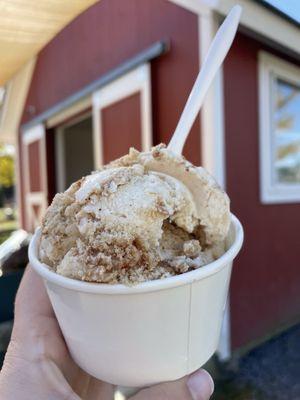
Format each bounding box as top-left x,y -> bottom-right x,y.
168,0 -> 300,58
259,51 -> 300,204
26,192 -> 48,228
23,124 -> 45,145
92,63 -> 152,168
198,11 -> 229,360
199,11 -> 226,187
46,96 -> 92,128
215,0 -> 300,58
168,0 -> 212,15
0,57 -> 36,144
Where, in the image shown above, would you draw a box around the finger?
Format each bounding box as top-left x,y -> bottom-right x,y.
130,369 -> 214,400
80,375 -> 115,400
14,264 -> 53,319
10,265 -> 68,366
12,265 -> 57,345
186,369 -> 214,400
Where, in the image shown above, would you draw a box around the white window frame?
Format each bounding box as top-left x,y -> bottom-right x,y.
92,63 -> 152,167
259,51 -> 300,204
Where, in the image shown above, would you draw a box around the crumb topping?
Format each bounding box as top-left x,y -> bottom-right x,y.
39,145 -> 230,285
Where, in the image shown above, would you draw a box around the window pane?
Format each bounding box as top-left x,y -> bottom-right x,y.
274,78 -> 300,183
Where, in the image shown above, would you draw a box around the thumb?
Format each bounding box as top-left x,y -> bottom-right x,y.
130,369 -> 214,400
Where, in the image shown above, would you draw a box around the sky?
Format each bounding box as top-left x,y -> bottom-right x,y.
264,0 -> 300,24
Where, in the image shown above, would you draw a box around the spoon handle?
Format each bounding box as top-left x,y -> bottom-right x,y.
168,5 -> 242,155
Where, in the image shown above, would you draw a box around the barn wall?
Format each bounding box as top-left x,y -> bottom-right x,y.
224,32 -> 300,349
18,0 -> 300,353
18,0 -> 201,230
101,93 -> 142,163
21,0 -> 200,164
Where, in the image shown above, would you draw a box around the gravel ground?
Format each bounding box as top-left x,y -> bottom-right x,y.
212,324 -> 300,400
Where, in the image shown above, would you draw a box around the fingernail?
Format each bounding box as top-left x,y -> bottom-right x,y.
187,369 -> 214,399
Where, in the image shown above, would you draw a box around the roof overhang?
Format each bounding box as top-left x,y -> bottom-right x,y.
0,0 -> 99,144
0,0 -> 98,87
170,0 -> 300,59
215,0 -> 300,58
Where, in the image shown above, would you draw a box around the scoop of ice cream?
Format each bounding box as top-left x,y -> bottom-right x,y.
110,144 -> 230,244
39,144 -> 230,284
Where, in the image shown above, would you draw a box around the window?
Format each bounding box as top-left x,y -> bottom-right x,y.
259,52 -> 300,203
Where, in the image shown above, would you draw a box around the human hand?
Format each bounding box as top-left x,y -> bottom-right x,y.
0,266 -> 214,399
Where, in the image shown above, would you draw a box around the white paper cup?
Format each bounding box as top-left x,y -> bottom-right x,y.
29,214 -> 243,387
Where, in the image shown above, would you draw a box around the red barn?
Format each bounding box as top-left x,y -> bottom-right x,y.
2,0 -> 300,358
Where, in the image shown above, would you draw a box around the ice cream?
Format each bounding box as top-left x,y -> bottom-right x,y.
39,144 -> 230,285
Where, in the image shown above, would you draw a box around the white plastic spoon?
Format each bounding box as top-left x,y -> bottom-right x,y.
168,5 -> 242,155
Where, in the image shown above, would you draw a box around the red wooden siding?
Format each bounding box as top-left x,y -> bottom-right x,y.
21,0 -> 200,165
28,141 -> 41,192
102,93 -> 142,163
224,32 -> 300,349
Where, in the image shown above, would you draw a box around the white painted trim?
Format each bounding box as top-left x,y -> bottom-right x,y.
0,58 -> 36,229
57,110 -> 91,130
199,9 -> 227,184
215,0 -> 300,58
199,11 -> 229,360
92,95 -> 104,167
0,57 -> 36,145
14,140 -> 22,225
140,66 -> 153,152
168,0 -> 213,15
55,127 -> 66,193
27,192 -> 46,202
92,63 -> 152,168
22,131 -> 32,231
27,192 -> 48,228
259,51 -> 300,204
168,0 -> 300,58
22,123 -> 48,230
46,96 -> 92,128
23,124 -> 45,145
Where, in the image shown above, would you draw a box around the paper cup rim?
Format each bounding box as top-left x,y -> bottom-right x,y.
29,214 -> 243,294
